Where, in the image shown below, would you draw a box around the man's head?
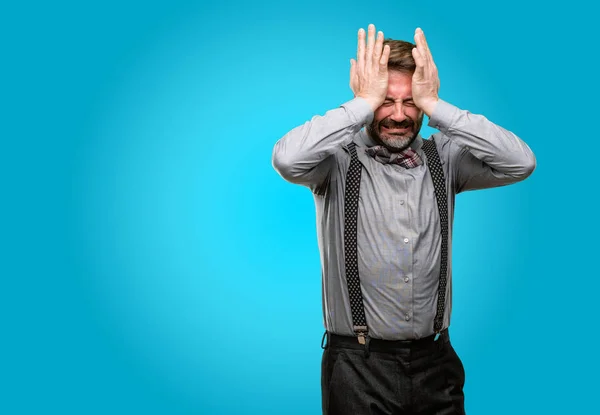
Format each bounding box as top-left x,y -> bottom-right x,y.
366,39 -> 424,152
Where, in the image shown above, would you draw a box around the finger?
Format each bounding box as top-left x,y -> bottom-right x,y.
415,28 -> 430,54
350,58 -> 357,90
366,24 -> 376,68
421,31 -> 437,70
413,30 -> 430,75
373,31 -> 384,66
413,32 -> 425,63
412,47 -> 425,78
380,44 -> 390,68
357,28 -> 366,75
422,33 -> 437,70
415,28 -> 433,65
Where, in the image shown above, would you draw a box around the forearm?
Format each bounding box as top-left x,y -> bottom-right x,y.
272,97 -> 374,184
429,100 -> 536,179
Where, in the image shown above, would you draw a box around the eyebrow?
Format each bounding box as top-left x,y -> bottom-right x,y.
384,97 -> 415,102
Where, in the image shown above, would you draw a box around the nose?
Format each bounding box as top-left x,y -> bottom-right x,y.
390,102 -> 408,123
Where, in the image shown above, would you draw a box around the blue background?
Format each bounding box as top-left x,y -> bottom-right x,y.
2,0 -> 598,413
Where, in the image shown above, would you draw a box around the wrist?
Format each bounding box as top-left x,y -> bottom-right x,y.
357,95 -> 383,112
420,98 -> 439,118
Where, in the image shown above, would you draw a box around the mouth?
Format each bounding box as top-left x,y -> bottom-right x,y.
381,125 -> 411,134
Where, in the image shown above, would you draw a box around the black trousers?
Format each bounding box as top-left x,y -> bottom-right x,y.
321,329 -> 465,415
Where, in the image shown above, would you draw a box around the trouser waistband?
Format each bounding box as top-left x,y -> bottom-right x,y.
322,328 -> 449,354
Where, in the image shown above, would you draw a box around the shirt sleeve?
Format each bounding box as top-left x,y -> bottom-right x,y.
428,99 -> 536,193
272,97 -> 374,187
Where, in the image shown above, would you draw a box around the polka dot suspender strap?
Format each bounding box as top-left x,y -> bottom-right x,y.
343,142 -> 369,345
344,139 -> 449,343
421,138 -> 449,334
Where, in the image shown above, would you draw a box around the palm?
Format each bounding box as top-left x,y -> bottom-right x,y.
411,28 -> 440,116
349,24 -> 390,110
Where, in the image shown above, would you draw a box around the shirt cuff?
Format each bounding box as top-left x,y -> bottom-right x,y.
427,99 -> 461,133
341,97 -> 375,126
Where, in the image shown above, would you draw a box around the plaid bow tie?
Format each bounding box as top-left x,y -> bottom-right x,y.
365,145 -> 423,168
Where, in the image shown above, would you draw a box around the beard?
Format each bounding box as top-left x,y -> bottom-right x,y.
367,114 -> 424,152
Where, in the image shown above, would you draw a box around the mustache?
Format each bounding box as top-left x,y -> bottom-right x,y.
379,119 -> 414,129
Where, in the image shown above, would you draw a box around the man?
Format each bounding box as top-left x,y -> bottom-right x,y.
271,24 -> 535,415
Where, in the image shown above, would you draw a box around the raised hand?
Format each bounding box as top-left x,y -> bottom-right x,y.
411,28 -> 440,116
350,24 -> 391,111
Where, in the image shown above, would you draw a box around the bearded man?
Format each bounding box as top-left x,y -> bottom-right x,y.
272,24 -> 536,415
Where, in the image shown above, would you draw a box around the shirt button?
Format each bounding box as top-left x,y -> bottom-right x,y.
400,200 -> 405,205
403,238 -> 409,244
405,314 -> 411,321
404,277 -> 409,283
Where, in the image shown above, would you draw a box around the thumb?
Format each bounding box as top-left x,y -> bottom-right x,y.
350,59 -> 357,91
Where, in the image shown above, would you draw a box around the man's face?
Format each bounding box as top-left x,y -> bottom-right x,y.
367,71 -> 424,152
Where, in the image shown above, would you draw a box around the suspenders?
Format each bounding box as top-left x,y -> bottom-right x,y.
421,139 -> 450,334
343,139 -> 449,344
343,142 -> 370,345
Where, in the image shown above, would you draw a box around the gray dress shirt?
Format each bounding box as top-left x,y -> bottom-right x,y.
272,97 -> 536,340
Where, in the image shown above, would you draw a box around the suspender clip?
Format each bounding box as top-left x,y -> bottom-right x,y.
353,325 -> 368,345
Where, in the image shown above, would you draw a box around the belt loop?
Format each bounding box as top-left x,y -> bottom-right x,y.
321,330 -> 329,350
363,335 -> 371,358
